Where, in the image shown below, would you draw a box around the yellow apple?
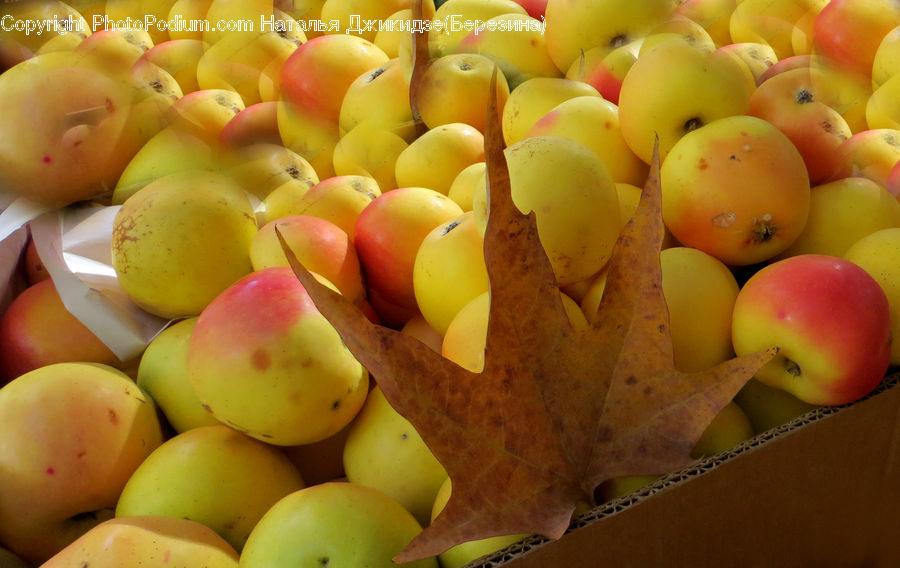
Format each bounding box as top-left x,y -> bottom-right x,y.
690,401 -> 754,458
565,43 -> 637,105
339,57 -> 415,141
714,41 -> 779,87
500,76 -> 600,146
111,170 -> 258,319
729,0 -> 826,60
672,0 -> 738,48
872,25 -> 900,87
286,174 -> 382,241
224,142 -> 320,200
413,211 -> 490,336
318,0 -> 410,41
394,122 -> 484,195
777,176 -> 900,258
164,87 -> 246,143
136,317 -> 222,433
844,227 -> 900,366
831,128 -> 900,196
332,121 -> 409,191
428,0 -> 528,57
240,481 -> 438,567
41,516 -> 240,568
733,378 -> 820,434
866,72 -> 900,129
447,161 -> 486,211
166,0 -> 214,41
472,135 -> 621,285
401,312 -> 445,353
138,37 -> 208,94
343,386 -> 448,526
277,99 -> 341,179
639,13 -> 717,56
0,363 -> 163,564
115,425 -> 306,551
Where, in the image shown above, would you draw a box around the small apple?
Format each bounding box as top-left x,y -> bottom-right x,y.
354,187 -> 464,311
277,99 -> 341,179
394,122 -> 485,196
0,278 -> 121,383
500,76 -> 600,146
728,0 -> 825,60
0,363 -> 163,564
188,266 -> 370,446
830,128 -> 900,196
672,0 -> 738,48
660,114 -> 811,266
731,254 -> 892,406
812,0 -> 900,82
447,161 -> 486,212
115,425 -> 306,551
219,101 -> 282,148
332,122 -> 409,191
283,174 -> 382,241
565,43 -> 637,105
339,57 -> 416,142
734,378 -> 820,435
137,37 -> 207,95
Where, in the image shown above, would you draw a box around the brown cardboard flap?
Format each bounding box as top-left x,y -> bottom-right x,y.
470,374 -> 900,567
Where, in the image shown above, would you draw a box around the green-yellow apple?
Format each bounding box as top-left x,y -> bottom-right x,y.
354,186 -> 464,311
428,0 -> 528,57
282,174 -> 382,241
543,0 -> 678,73
280,34 -> 389,124
500,76 -> 600,146
872,26 -> 900,87
565,43 -> 637,105
394,122 -> 484,195
240,481 -> 438,567
339,57 -> 415,141
224,142 -> 320,200
138,37 -> 208,94
638,13 -> 717,56
73,27 -> 155,75
41,516 -> 239,567
277,98 -> 341,179
660,114 -> 811,266
115,425 -> 306,551
812,0 -> 900,82
472,135 -> 621,285
251,215 -> 366,305
136,317 -> 222,433
714,42 -> 779,88
866,72 -> 900,130
658,247 -> 740,374
454,13 -> 562,88
844,228 -> 900,366
163,87 -> 246,144
219,101 -> 282,149
447,161 -> 486,211
830,128 -> 900,196
0,362 -> 163,564
187,266 -> 370,445
414,52 -> 511,134
525,95 -> 649,186
731,254 -> 892,405
747,65 -> 854,184
728,0 -> 826,60
733,378 -> 820,435
690,401 -> 754,458
413,211 -> 490,336
429,477 -> 528,568
0,278 -> 121,383
111,170 -> 258,319
777,177 -> 900,258
343,386 -> 448,526
618,38 -> 752,164
332,122 -> 409,191
672,0 -> 737,48
0,52 -> 145,207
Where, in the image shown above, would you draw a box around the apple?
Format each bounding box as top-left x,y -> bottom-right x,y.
428,0 -> 529,57
343,385 -> 448,526
251,214 -> 366,305
280,34 -> 389,124
866,72 -> 900,130
812,0 -> 900,82
277,98 -> 341,179
618,38 -> 752,164
225,142 -> 320,200
339,57 -> 416,142
187,266 -> 370,446
332,122 -> 410,191
0,278 -> 122,384
525,95 -> 649,186
136,317 -> 222,434
565,43 -> 637,105
318,0 -> 410,41
830,128 -> 900,196
0,362 -> 164,564
219,101 -> 282,149
137,37 -> 207,95
415,52 -> 511,134
690,401 -> 754,458
166,0 -> 215,41
394,122 -> 485,196
73,27 -> 155,75
776,176 -> 900,259
41,516 -> 240,567
747,65 -> 853,184
672,0 -> 738,48
638,13 -> 717,56
714,42 -> 779,90
501,76 -> 600,146
282,174 -> 382,241
413,211 -> 490,336
111,170 -> 258,319
872,26 -> 900,88
283,420 -> 356,487
115,425 -> 306,551
373,5 -> 438,59
731,254 -> 892,406
733,378 -> 820,435
162,87 -> 246,143
728,0 -> 826,60
354,186 -> 464,311
844,228 -> 900,367
660,114 -> 811,266
240,481 -> 438,567
447,161 -> 486,211
401,313 -> 445,353
471,135 -> 622,285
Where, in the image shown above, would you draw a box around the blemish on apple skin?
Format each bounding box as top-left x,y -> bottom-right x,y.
108,408 -> 119,425
46,466 -> 55,475
251,348 -> 271,371
712,212 -> 736,228
42,155 -> 52,164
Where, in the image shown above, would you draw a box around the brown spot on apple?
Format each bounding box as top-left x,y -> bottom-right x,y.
108,408 -> 119,425
46,466 -> 55,475
252,348 -> 271,371
42,155 -> 52,164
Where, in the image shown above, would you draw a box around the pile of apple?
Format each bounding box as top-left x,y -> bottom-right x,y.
1,0 -> 900,566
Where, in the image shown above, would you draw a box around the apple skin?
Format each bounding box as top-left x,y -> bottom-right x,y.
280,34 -> 389,124
240,481 -> 438,568
500,76 -> 600,146
0,278 -> 122,384
660,114 -> 811,266
339,57 -> 416,142
187,266 -> 370,446
138,37 -> 207,95
40,516 -> 240,568
115,425 -> 306,552
354,187 -> 464,311
812,0 -> 900,82
394,122 -> 485,196
565,44 -> 637,105
285,174 -> 382,241
731,254 -> 892,406
219,101 -> 282,149
734,378 -> 820,435
829,128 -> 900,197
0,363 -> 164,564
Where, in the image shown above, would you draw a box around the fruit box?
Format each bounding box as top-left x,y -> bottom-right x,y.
469,372 -> 900,567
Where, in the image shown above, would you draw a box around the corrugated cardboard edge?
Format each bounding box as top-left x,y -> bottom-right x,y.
467,373 -> 900,567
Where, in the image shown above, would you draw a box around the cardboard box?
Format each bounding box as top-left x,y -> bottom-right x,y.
469,373 -> 900,567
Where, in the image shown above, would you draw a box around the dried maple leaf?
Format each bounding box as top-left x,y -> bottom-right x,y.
277,70 -> 777,562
